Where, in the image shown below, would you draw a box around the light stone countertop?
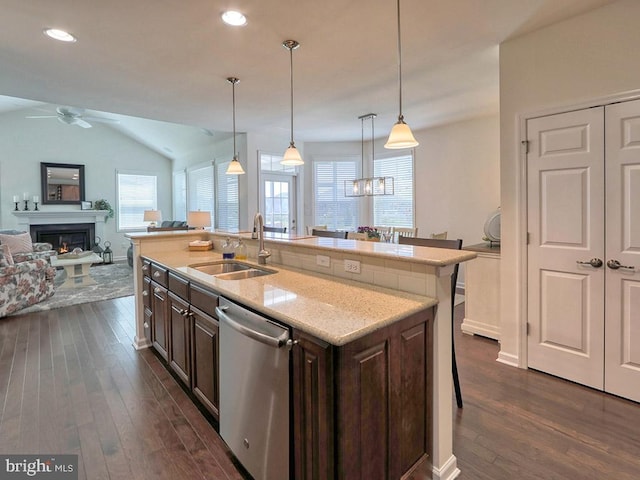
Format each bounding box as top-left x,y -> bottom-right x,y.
143,249 -> 437,346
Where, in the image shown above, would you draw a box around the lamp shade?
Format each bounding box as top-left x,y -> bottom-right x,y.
143,210 -> 162,224
187,211 -> 212,229
281,145 -> 304,166
226,157 -> 245,174
384,121 -> 419,149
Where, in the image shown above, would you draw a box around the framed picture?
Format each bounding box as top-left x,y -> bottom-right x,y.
81,201 -> 92,210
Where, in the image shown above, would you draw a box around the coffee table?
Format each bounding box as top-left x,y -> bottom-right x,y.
50,252 -> 104,289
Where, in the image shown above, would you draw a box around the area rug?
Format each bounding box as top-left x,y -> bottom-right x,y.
18,262 -> 134,314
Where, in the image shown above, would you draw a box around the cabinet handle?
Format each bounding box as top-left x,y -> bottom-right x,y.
153,271 -> 161,278
576,258 -> 603,268
144,321 -> 149,329
171,305 -> 189,317
153,287 -> 163,295
142,290 -> 148,297
607,259 -> 635,271
142,265 -> 149,272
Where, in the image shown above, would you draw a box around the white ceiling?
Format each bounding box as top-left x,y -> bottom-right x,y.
0,0 -> 616,145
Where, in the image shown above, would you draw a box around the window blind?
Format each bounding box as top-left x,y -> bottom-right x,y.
117,173 -> 158,231
314,159 -> 359,231
373,154 -> 414,228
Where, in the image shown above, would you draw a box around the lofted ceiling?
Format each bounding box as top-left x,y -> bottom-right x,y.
0,0 -> 616,146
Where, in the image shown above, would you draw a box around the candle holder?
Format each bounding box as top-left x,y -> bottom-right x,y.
34,201 -> 39,211
14,201 -> 19,211
23,199 -> 29,211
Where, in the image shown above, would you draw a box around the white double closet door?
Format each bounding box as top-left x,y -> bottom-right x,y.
527,98 -> 640,403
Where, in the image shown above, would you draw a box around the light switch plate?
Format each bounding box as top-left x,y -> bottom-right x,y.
316,255 -> 331,267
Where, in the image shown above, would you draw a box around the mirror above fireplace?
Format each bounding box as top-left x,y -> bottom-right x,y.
41,162 -> 86,205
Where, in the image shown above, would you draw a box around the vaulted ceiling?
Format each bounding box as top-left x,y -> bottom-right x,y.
0,0 -> 616,144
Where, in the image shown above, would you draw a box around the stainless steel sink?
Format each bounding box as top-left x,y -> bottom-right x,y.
189,260 -> 275,280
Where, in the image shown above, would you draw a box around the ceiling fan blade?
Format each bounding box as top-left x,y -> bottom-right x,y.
82,115 -> 119,124
74,118 -> 92,128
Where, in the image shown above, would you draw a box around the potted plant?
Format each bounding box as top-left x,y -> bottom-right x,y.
93,199 -> 114,222
357,226 -> 381,241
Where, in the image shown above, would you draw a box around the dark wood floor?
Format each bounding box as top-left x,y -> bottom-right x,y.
1,297 -> 639,479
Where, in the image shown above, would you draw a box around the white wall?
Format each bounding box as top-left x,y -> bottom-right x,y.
499,0 -> 640,365
304,113 -> 500,284
0,109 -> 172,259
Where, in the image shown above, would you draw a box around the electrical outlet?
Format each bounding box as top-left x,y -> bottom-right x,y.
344,259 -> 361,274
316,255 -> 331,267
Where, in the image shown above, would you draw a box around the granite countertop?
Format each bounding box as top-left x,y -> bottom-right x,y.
143,249 -> 437,346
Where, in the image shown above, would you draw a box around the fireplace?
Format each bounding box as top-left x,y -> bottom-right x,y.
31,223 -> 95,253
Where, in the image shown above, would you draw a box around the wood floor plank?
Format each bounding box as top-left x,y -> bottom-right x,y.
2,295 -> 640,480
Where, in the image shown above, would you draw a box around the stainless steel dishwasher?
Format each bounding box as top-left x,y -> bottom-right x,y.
216,297 -> 291,480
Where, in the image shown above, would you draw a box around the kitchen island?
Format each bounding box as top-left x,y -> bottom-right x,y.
127,230 -> 475,480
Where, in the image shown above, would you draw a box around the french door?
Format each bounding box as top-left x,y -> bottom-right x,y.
526,100 -> 640,402
260,173 -> 297,234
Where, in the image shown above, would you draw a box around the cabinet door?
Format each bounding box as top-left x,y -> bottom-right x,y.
190,305 -> 219,419
151,281 -> 169,361
168,292 -> 191,387
292,330 -> 334,480
143,307 -> 152,344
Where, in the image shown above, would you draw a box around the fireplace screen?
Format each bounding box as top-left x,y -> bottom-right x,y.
30,223 -> 95,253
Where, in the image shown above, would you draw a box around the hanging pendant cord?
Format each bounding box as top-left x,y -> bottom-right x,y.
396,0 -> 404,122
289,45 -> 295,146
361,116 -> 365,175
232,80 -> 237,158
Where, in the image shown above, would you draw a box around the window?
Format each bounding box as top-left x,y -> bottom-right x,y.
314,157 -> 360,231
173,170 -> 186,222
373,153 -> 414,227
216,161 -> 239,230
188,164 -> 214,226
117,172 -> 157,231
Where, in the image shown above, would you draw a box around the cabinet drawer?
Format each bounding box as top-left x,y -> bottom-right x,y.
190,283 -> 219,318
141,259 -> 151,278
169,272 -> 189,301
150,263 -> 168,287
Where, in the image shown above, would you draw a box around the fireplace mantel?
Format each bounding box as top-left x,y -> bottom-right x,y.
13,210 -> 108,240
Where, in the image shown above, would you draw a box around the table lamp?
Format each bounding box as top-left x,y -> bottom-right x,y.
188,211 -> 212,230
143,210 -> 162,227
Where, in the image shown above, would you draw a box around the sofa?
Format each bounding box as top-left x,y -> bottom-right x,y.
0,229 -> 57,263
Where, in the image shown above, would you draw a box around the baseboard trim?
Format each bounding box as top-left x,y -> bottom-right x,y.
133,336 -> 152,350
497,350 -> 519,367
432,454 -> 460,480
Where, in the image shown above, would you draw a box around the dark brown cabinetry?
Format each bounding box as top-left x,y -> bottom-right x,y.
292,308 -> 434,480
140,258 -> 220,420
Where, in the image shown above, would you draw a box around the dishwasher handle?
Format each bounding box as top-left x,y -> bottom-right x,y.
216,305 -> 289,348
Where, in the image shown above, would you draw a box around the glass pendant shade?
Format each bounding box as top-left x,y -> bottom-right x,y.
345,176 -> 394,197
282,144 -> 304,166
226,156 -> 245,174
384,120 -> 419,149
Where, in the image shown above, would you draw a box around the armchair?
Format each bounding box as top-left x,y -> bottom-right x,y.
0,258 -> 56,317
0,230 -> 56,263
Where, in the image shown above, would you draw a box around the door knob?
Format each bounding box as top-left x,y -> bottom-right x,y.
576,258 -> 603,268
607,259 -> 635,271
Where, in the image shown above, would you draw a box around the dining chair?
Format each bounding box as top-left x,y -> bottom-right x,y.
398,235 -> 464,408
312,229 -> 348,239
306,225 -> 327,235
395,227 -> 418,240
263,226 -> 287,233
430,231 -> 448,240
374,226 -> 393,235
347,232 -> 368,240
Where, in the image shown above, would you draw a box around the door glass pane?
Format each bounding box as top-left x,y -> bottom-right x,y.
264,180 -> 290,229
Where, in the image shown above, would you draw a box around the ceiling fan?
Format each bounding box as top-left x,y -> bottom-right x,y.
26,106 -> 119,128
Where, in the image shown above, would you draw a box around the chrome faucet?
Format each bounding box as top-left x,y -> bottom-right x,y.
253,212 -> 271,265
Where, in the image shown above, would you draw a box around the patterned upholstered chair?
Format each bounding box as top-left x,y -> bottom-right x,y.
0,244 -> 56,317
0,230 -> 56,263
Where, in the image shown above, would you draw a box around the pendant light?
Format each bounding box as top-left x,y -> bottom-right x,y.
385,0 -> 419,149
225,77 -> 245,175
345,114 -> 394,197
281,40 -> 304,166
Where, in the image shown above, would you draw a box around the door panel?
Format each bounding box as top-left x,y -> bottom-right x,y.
604,99 -> 640,402
261,172 -> 297,233
527,107 -> 605,389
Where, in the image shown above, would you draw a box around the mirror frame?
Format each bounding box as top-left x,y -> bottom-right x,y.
40,162 -> 86,205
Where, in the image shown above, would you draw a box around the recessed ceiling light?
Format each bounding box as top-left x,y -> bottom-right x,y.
43,28 -> 77,42
221,11 -> 247,27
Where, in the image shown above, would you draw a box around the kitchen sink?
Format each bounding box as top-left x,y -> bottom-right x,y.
189,260 -> 275,280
